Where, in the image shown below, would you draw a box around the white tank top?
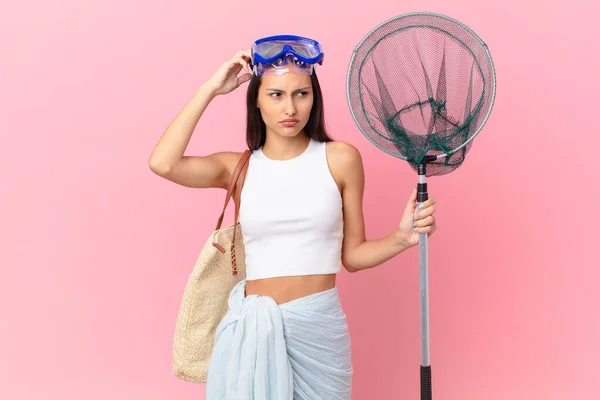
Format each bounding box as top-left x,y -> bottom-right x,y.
239,138 -> 344,281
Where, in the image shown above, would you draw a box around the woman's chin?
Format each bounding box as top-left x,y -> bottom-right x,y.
277,127 -> 303,137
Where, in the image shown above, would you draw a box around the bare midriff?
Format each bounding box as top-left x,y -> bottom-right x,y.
244,274 -> 337,305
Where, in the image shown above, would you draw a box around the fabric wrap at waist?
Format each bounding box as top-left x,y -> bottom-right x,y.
205,280 -> 353,400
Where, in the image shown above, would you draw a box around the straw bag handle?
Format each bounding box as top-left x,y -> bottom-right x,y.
211,150 -> 251,259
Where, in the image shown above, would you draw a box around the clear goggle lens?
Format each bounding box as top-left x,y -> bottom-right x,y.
254,39 -> 321,60
254,53 -> 315,76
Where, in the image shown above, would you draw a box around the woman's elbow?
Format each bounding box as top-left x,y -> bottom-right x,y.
342,257 -> 360,273
148,156 -> 171,177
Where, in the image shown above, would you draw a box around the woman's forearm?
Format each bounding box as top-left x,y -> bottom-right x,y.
343,231 -> 412,272
148,83 -> 218,172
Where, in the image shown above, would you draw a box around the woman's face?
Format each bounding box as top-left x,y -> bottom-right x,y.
256,70 -> 314,139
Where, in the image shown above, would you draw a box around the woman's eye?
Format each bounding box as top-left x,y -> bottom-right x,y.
269,92 -> 308,98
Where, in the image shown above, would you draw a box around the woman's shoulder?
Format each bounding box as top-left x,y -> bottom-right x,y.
325,140 -> 363,167
213,150 -> 246,169
208,150 -> 248,184
324,140 -> 365,189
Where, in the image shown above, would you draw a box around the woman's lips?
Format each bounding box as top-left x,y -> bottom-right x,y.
280,120 -> 298,127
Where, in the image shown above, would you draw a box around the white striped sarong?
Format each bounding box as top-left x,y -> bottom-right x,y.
205,280 -> 353,399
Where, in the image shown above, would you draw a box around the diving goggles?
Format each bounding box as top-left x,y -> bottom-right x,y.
251,35 -> 324,76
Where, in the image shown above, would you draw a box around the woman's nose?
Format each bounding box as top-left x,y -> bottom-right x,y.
284,98 -> 297,116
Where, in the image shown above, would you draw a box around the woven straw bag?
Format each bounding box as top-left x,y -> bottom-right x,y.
172,150 -> 251,383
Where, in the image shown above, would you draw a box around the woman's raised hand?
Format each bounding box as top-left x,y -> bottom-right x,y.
205,49 -> 253,96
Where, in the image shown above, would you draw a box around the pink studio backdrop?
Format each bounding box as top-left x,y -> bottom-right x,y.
1,0 -> 599,399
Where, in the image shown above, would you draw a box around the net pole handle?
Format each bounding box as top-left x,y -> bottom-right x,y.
421,365 -> 432,400
418,160 -> 433,400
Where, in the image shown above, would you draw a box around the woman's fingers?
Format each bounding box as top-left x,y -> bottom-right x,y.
411,197 -> 436,236
417,197 -> 435,210
226,56 -> 250,76
234,49 -> 252,63
414,215 -> 435,227
234,48 -> 251,56
415,198 -> 435,218
414,224 -> 435,235
236,73 -> 252,86
230,54 -> 252,87
237,55 -> 251,71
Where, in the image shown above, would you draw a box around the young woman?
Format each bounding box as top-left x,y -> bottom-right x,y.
149,35 -> 437,399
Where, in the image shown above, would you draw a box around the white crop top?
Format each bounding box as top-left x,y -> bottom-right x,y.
239,138 -> 344,281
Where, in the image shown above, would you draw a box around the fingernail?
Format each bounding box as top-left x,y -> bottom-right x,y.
418,204 -> 424,210
414,215 -> 418,221
412,222 -> 416,227
413,227 -> 417,232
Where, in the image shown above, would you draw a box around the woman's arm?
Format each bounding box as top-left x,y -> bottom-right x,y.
148,49 -> 252,189
149,84 -> 238,189
327,141 -> 436,272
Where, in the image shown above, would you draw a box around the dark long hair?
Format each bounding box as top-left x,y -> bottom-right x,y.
245,70 -> 333,150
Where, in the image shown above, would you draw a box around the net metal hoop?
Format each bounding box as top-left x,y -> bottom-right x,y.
346,11 -> 497,162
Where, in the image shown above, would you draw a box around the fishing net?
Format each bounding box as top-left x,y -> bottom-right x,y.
346,12 -> 496,177
346,12 -> 497,400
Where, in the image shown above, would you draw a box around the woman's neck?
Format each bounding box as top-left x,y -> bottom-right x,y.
261,132 -> 310,161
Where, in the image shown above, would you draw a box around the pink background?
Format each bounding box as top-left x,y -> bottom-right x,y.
2,0 -> 599,399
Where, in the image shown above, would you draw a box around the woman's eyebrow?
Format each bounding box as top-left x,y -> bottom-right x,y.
265,87 -> 311,93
